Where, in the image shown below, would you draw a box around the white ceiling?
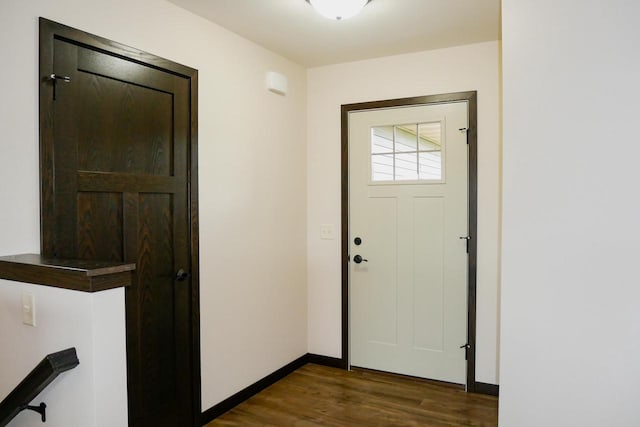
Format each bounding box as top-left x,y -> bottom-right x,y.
167,0 -> 501,67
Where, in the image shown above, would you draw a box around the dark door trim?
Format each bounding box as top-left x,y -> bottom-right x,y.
341,91 -> 478,392
38,18 -> 201,424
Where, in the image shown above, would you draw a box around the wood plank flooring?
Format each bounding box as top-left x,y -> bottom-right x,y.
206,364 -> 498,426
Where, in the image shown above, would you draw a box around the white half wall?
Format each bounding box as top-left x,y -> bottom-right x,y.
306,41 -> 501,384
500,1 -> 640,425
0,284 -> 126,427
0,0 -> 308,417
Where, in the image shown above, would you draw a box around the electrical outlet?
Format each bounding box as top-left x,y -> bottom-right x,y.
22,292 -> 36,327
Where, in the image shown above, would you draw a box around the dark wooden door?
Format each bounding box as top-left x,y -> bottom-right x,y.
40,19 -> 199,427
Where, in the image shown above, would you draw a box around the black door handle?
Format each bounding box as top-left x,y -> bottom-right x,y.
175,269 -> 191,281
353,255 -> 368,264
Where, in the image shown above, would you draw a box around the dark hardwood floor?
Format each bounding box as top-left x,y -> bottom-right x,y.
206,364 -> 498,426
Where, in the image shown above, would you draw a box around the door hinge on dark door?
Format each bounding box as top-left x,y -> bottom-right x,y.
48,74 -> 71,101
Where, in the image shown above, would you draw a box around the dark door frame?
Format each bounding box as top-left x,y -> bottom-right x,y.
38,18 -> 201,424
341,91 -> 478,392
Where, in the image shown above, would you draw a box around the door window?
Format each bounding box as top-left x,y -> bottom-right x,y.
370,122 -> 443,182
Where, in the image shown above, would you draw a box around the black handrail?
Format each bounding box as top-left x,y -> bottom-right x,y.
0,348 -> 79,426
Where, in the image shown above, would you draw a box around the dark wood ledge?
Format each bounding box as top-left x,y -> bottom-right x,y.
0,254 -> 135,292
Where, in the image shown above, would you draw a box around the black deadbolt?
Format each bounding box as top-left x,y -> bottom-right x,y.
354,237 -> 362,245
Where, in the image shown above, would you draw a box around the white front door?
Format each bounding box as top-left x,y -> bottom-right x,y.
349,101 -> 469,384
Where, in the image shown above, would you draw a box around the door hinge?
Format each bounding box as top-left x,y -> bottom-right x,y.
459,235 -> 470,253
459,127 -> 469,144
460,343 -> 471,360
49,74 -> 71,83
48,74 -> 71,101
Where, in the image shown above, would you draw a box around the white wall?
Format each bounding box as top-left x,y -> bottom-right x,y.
306,41 -> 501,384
92,289 -> 128,427
0,284 -> 126,427
500,1 -> 640,425
0,0 -> 308,419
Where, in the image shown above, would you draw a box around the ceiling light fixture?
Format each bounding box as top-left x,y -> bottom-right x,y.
306,0 -> 371,21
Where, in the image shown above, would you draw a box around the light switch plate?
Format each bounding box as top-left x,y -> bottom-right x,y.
320,224 -> 336,240
22,292 -> 36,327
